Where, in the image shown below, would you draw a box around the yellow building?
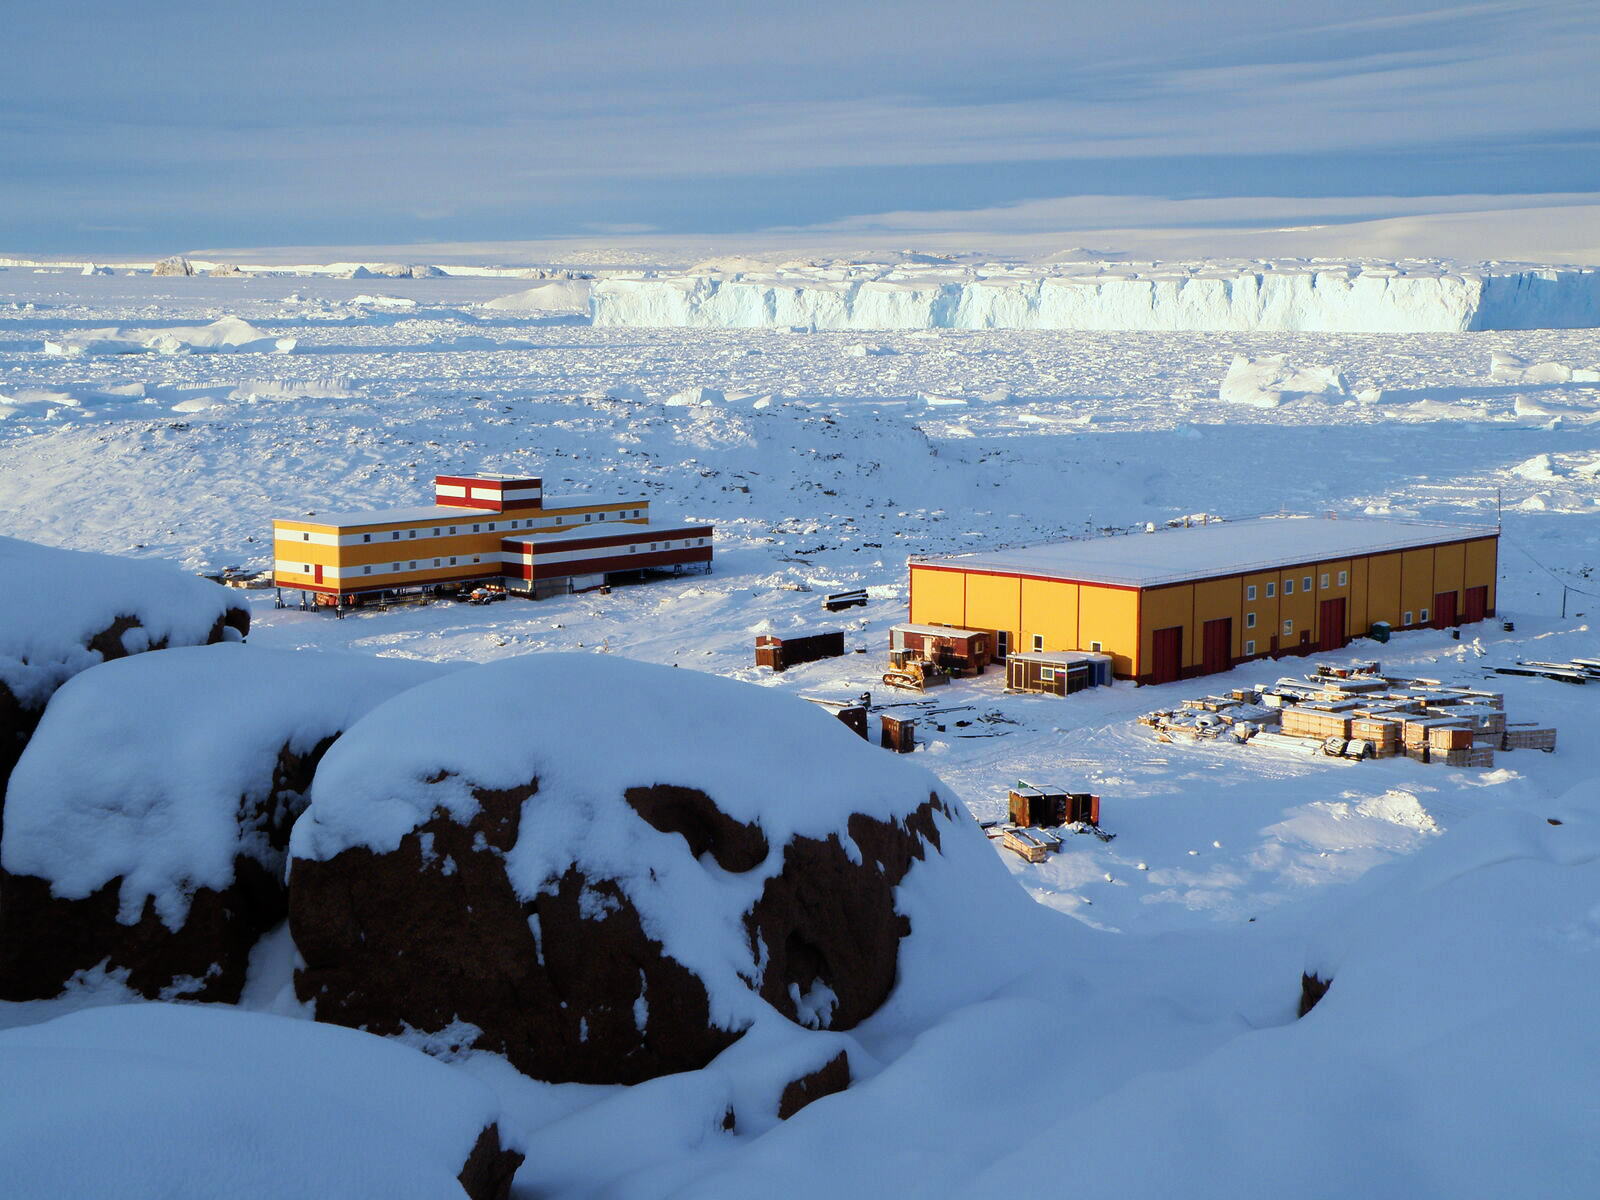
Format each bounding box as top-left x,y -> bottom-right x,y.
908,516 -> 1499,684
273,472 -> 712,603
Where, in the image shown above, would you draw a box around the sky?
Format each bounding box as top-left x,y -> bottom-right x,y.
3,1 -> 1596,257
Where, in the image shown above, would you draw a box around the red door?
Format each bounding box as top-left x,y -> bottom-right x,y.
1464,585 -> 1488,624
1202,618 -> 1232,676
1433,591 -> 1458,629
1151,626 -> 1183,685
313,564 -> 324,585
1318,597 -> 1347,652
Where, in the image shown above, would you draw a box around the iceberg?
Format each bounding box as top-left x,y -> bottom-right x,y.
591,262 -> 1600,333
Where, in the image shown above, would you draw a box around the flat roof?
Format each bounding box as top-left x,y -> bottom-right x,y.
286,504 -> 498,529
912,516 -> 1496,589
542,495 -> 648,510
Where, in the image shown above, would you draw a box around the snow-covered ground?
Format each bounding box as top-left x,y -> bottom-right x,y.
3,268 -> 1600,1195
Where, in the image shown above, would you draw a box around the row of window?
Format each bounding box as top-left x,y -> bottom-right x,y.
302,509 -> 648,545
1027,635 -> 1103,654
1245,570 -> 1347,602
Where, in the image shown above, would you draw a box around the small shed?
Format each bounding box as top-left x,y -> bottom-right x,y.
1009,786 -> 1100,828
889,624 -> 991,674
755,631 -> 845,672
1005,651 -> 1113,696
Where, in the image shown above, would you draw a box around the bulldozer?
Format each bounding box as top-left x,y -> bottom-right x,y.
882,650 -> 950,692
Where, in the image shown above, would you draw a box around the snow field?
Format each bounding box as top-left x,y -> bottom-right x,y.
3,270 -> 1600,1196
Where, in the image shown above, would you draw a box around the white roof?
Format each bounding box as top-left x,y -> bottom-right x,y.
288,504 -> 497,529
541,495 -> 647,511
1008,650 -> 1113,665
914,517 -> 1496,589
892,622 -> 987,638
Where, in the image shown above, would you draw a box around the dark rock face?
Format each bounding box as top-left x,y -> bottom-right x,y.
1299,972 -> 1332,1018
292,780 -> 949,1085
292,779 -> 741,1085
745,794 -> 948,1029
0,734 -> 327,1003
777,1050 -> 851,1120
456,1124 -> 524,1200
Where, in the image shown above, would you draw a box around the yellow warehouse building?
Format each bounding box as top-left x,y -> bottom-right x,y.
908,516 -> 1499,685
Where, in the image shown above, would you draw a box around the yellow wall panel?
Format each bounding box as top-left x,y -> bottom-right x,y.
1434,542 -> 1465,601
1365,552 -> 1402,625
1193,578 -> 1243,659
1401,548 -> 1435,619
1348,558 -> 1370,631
909,567 -> 966,626
1020,579 -> 1079,652
964,573 -> 1022,639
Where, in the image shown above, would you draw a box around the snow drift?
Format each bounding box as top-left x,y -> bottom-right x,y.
0,1004 -> 522,1200
591,262 -> 1600,333
482,279 -> 592,313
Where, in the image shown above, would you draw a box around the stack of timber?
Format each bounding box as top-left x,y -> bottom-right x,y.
1138,661 -> 1553,769
996,825 -> 1063,864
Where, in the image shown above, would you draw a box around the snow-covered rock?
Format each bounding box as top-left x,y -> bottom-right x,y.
1218,354 -> 1349,408
288,653 -> 995,1085
0,536 -> 249,800
0,646 -> 448,1003
591,263 -> 1600,333
0,1004 -> 523,1200
150,255 -> 195,277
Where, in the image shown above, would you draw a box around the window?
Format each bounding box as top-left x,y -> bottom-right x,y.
599,512 -> 606,520
362,566 -> 371,575
1338,570 -> 1347,586
449,556 -> 457,565
1320,573 -> 1330,589
472,556 -> 480,563
1246,584 -> 1257,601
1283,619 -> 1293,634
1033,635 -> 1044,652
629,544 -> 635,553
633,510 -> 641,518
1303,576 -> 1312,592
449,526 -> 456,535
408,529 -> 416,539
1283,579 -> 1294,595
650,543 -> 657,551
363,533 -> 371,543
472,524 -> 480,533
408,561 -> 416,570
508,520 -> 517,529
1039,666 -> 1057,682
1245,639 -> 1256,655
392,562 -> 400,571
302,532 -> 310,541
698,538 -> 706,546
1266,581 -> 1276,598
433,559 -> 441,567
392,532 -> 399,540
1421,607 -> 1430,623
1404,611 -> 1413,625
1090,641 -> 1102,652
302,563 -> 310,572
585,514 -> 592,522
1245,612 -> 1256,629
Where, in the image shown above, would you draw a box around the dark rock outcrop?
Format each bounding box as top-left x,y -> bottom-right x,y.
745,795 -> 947,1029
292,780 -> 744,1085
0,736 -> 330,1003
777,1049 -> 851,1120
456,1124 -> 525,1200
1299,971 -> 1332,1017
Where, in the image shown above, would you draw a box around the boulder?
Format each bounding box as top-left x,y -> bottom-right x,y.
0,646 -> 445,1002
0,1004 -> 523,1200
151,255 -> 195,276
290,653 -> 964,1085
0,536 -> 249,805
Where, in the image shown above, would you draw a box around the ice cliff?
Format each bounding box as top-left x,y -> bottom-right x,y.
591,262 -> 1600,333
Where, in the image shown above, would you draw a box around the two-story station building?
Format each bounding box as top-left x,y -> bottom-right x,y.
908,515 -> 1498,685
273,472 -> 712,605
